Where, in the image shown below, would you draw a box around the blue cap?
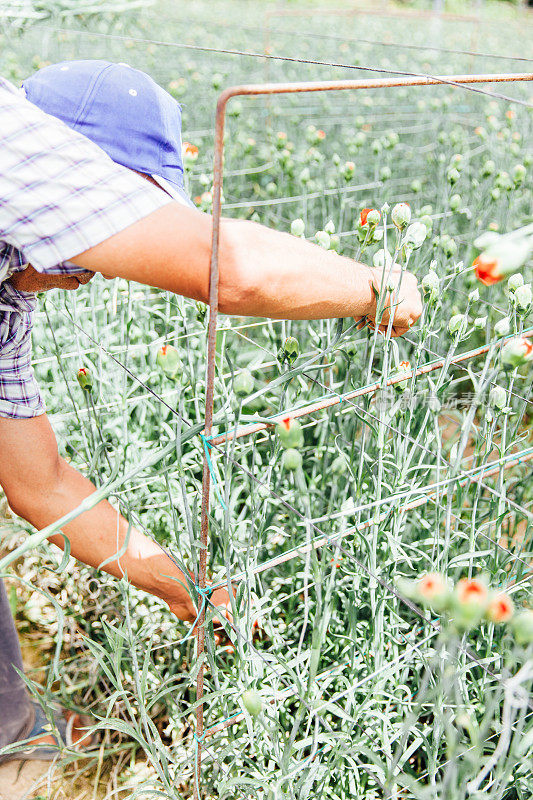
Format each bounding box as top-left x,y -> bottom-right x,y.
23,59 -> 194,208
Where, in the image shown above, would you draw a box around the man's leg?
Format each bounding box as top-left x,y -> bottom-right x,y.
0,577 -> 34,748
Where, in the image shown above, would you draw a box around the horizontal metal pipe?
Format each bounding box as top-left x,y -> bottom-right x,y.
215,73 -> 533,107
208,446 -> 533,592
209,328 -> 533,446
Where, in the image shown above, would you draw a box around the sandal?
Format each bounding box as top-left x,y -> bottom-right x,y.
0,701 -> 96,764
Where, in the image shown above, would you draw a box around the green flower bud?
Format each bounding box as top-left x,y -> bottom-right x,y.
391,202 -> 411,229
242,690 -> 263,717
440,235 -> 458,259
489,385 -> 507,410
482,159 -> 495,177
233,369 -> 254,398
77,367 -> 93,392
473,316 -> 487,330
447,168 -> 460,185
421,270 -> 439,301
494,317 -> 511,337
290,218 -> 305,237
514,283 -> 532,312
366,209 -> 381,227
342,160 -> 355,181
508,273 -> 524,292
510,609 -> 533,646
495,170 -> 512,191
228,100 -> 242,117
276,417 -> 304,449
512,163 -> 526,186
156,345 -> 181,379
419,214 -> 433,234
448,314 -> 467,336
373,248 -> 393,269
315,230 -> 331,249
281,448 -> 303,471
403,222 -> 427,250
278,336 -> 300,366
449,194 -> 462,212
331,453 -> 349,475
387,131 -> 399,147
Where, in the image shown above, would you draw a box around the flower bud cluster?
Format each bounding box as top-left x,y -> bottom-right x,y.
400,573 -> 531,638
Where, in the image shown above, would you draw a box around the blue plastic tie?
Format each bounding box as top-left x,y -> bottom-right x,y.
174,585 -> 215,645
200,434 -> 227,510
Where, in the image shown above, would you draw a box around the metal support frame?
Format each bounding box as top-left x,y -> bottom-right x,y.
194,71 -> 533,797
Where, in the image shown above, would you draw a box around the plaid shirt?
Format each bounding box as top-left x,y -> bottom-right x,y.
0,77 -> 173,419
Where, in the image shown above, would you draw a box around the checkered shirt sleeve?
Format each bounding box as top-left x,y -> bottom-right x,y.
0,77 -> 174,419
0,284 -> 42,419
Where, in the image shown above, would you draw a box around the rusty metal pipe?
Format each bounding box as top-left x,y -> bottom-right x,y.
209,328 -> 533,447
264,5 -> 530,26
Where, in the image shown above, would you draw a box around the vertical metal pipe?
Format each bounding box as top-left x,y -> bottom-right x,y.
194,92 -> 228,798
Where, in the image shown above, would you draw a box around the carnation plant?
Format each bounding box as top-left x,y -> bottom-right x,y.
0,3 -> 532,799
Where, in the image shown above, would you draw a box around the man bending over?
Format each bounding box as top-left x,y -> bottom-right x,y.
0,61 -> 422,761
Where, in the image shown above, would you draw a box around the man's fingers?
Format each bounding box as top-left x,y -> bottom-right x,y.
391,325 -> 410,337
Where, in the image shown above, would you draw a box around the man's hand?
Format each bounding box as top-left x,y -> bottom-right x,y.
9,265 -> 95,293
364,264 -> 423,337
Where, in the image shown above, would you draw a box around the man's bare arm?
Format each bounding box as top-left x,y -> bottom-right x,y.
0,415 -> 232,623
71,203 -> 422,335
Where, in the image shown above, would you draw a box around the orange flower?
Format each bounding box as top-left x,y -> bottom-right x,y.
473,255 -> 502,286
360,207 -> 381,227
487,592 -> 514,623
316,129 -> 326,140
418,573 -> 446,601
399,360 -> 411,371
183,142 -> 198,161
506,109 -> 515,120
360,208 -> 372,226
456,577 -> 489,606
